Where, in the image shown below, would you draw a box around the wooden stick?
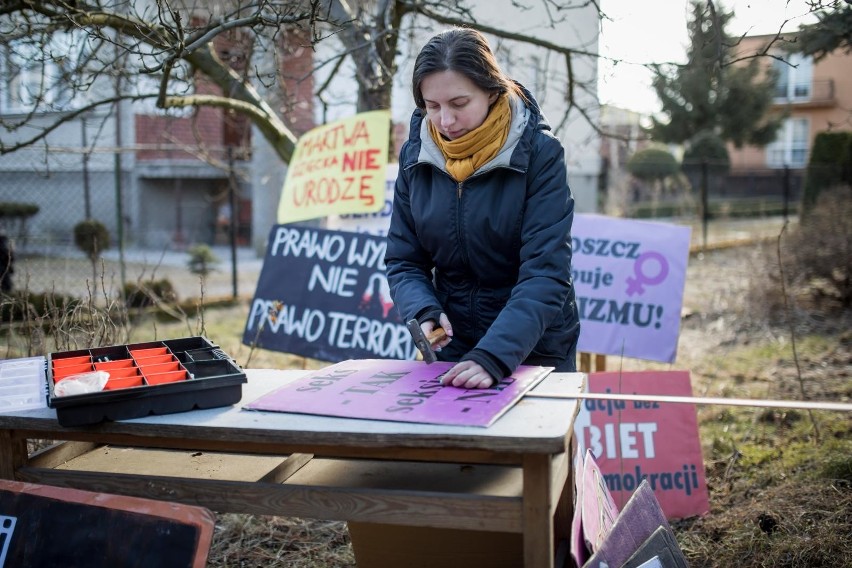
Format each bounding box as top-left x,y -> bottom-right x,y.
526,391 -> 852,412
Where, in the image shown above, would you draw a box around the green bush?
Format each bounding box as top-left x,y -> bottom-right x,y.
627,147 -> 679,180
682,130 -> 730,174
0,202 -> 39,219
187,244 -> 220,276
123,279 -> 178,308
681,131 -> 730,200
73,220 -> 110,261
802,131 -> 852,215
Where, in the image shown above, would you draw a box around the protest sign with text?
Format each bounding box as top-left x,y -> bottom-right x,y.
278,110 -> 390,224
572,371 -> 710,520
243,225 -> 414,362
325,163 -> 398,236
573,214 -> 691,362
245,359 -> 550,427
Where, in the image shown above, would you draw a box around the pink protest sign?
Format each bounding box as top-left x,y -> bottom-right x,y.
572,214 -> 691,362
244,359 -> 551,427
581,449 -> 621,554
573,371 -> 710,520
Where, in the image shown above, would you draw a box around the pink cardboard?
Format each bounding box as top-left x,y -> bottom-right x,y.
244,359 -> 551,427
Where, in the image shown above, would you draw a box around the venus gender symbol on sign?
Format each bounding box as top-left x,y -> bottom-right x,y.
625,251 -> 669,296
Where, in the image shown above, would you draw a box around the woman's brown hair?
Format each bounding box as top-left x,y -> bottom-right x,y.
412,28 -> 527,109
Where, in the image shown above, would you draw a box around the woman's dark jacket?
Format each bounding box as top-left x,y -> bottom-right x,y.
385,87 -> 580,378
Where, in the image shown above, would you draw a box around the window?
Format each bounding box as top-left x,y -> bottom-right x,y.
766,117 -> 809,168
772,53 -> 813,102
1,32 -> 94,114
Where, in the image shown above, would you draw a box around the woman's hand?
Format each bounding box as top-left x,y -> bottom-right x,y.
441,360 -> 495,389
421,313 -> 453,351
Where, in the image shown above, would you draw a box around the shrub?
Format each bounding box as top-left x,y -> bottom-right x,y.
801,131 -> 852,215
123,279 -> 178,308
788,189 -> 852,307
0,202 -> 39,219
682,130 -> 731,173
747,188 -> 852,322
187,244 -> 220,277
627,147 -> 679,181
73,220 -> 110,262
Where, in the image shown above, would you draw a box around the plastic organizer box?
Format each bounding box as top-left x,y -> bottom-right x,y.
0,356 -> 48,412
47,336 -> 247,426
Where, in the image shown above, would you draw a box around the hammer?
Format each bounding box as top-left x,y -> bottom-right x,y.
406,319 -> 448,364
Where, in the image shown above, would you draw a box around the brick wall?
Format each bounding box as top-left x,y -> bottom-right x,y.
135,27 -> 315,161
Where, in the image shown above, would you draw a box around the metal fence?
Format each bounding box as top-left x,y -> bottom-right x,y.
1,144 -> 842,302
0,145 -> 252,300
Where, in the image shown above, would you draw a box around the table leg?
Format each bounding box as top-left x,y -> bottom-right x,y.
0,430 -> 28,480
554,435 -> 578,567
523,453 -> 554,568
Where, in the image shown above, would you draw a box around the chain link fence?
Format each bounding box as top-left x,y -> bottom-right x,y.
601,158 -> 807,222
2,142 -> 842,303
0,145 -> 254,301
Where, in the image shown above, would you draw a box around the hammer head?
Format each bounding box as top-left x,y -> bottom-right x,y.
406,318 -> 444,364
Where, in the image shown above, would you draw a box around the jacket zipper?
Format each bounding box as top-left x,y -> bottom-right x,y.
455,179 -> 478,337
455,180 -> 467,266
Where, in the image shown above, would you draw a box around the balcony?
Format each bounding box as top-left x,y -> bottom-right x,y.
773,79 -> 836,108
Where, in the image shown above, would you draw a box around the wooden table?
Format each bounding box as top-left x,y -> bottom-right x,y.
0,369 -> 585,568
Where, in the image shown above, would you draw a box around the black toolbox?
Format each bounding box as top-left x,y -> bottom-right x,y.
47,336 -> 247,427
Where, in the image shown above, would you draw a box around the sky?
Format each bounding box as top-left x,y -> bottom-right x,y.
598,0 -> 822,114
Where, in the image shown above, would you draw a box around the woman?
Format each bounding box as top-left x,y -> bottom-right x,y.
385,28 -> 580,389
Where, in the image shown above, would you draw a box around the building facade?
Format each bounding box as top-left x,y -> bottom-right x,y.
2,2 -> 600,258
727,33 -> 852,196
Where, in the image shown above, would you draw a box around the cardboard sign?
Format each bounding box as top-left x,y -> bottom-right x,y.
278,110 -> 390,224
0,480 -> 214,568
583,480 -> 673,568
622,526 -> 688,568
580,449 -> 620,553
570,450 -> 687,568
326,163 -> 398,236
573,371 -> 709,520
243,225 -> 413,361
572,215 -> 690,362
244,359 -> 551,427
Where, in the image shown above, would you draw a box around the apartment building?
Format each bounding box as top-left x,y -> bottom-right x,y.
727,33 -> 852,198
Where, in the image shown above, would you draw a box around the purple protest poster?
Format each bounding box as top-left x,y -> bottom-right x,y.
244,359 -> 551,427
572,214 -> 691,362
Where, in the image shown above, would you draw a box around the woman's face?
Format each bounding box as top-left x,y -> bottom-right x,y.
420,70 -> 498,141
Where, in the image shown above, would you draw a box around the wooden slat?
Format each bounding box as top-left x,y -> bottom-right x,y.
29,441 -> 100,469
0,430 -> 27,479
548,451 -> 570,516
553,439 -> 577,567
257,453 -> 313,483
54,447 -> 292,482
11,429 -> 524,466
286,458 -> 523,501
523,453 -> 554,568
579,353 -> 591,373
16,467 -> 523,532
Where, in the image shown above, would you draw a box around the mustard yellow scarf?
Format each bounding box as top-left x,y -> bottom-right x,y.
428,94 -> 511,182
